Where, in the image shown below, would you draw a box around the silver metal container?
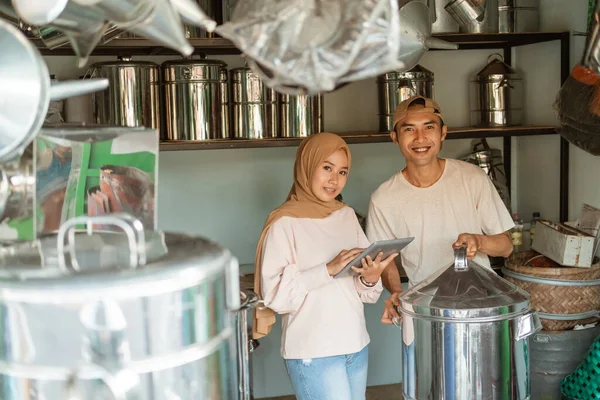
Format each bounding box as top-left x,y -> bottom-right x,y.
0,145 -> 33,223
279,94 -> 324,138
235,290 -> 260,400
161,58 -> 228,141
221,66 -> 231,139
427,0 -> 460,33
377,65 -> 434,132
470,54 -> 524,127
397,246 -> 542,400
230,67 -> 278,139
222,0 -> 237,23
90,57 -> 161,129
445,0 -> 499,33
185,0 -> 218,38
499,0 -> 540,33
0,214 -> 243,399
531,326 -> 600,400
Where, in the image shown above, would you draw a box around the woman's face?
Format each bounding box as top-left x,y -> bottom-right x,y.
310,149 -> 349,202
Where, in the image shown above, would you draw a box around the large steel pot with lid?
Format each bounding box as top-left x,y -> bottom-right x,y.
396,246 -> 542,400
230,67 -> 278,139
377,65 -> 434,132
0,213 -> 246,399
89,57 -> 161,129
279,94 -> 323,138
161,57 -> 229,140
470,53 -> 524,127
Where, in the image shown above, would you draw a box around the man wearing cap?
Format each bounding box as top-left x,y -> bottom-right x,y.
366,95 -> 515,324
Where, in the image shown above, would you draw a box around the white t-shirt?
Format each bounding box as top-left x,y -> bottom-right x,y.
366,159 -> 515,286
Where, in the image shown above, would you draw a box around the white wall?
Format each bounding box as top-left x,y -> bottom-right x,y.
41,1 -> 592,395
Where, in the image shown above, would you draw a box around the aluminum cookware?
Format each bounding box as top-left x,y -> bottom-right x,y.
397,246 -> 542,399
230,67 -> 278,139
377,64 -> 434,132
161,57 -> 228,140
426,0 -> 460,33
0,19 -> 108,165
499,0 -> 540,33
0,145 -> 33,223
0,213 -> 243,399
279,94 -> 323,138
90,56 -> 161,129
470,53 -> 524,126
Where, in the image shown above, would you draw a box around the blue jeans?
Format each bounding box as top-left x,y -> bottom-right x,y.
285,345 -> 369,400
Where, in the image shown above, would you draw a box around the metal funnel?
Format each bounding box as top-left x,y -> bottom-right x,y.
171,0 -> 216,32
91,0 -> 193,56
397,1 -> 458,71
0,19 -> 108,164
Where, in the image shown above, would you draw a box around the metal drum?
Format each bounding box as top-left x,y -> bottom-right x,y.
0,214 -> 242,399
90,57 -> 160,129
161,58 -> 227,141
231,67 -> 278,139
531,326 -> 600,400
499,0 -> 540,33
397,246 -> 542,400
377,65 -> 434,132
279,94 -> 324,138
470,54 -> 524,127
220,66 -> 231,139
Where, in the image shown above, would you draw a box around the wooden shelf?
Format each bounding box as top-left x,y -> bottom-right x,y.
159,125 -> 557,151
35,32 -> 570,56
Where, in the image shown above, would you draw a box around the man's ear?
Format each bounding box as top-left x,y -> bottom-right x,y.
440,124 -> 448,142
390,130 -> 398,143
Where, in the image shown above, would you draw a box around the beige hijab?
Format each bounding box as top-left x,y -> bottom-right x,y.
252,133 -> 352,339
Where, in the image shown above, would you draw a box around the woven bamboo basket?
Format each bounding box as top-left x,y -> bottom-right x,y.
503,250 -> 600,331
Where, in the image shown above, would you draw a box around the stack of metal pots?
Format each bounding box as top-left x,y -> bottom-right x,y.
0,213 -> 260,399
397,246 -> 542,399
377,65 -> 434,132
470,54 -> 524,127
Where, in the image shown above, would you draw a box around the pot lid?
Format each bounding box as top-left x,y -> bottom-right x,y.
0,215 -> 235,303
161,58 -> 227,68
378,64 -> 434,81
90,56 -> 159,68
399,246 -> 531,321
474,53 -> 521,80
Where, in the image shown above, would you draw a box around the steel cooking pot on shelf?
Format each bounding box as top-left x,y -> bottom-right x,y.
0,213 -> 250,399
396,246 -> 542,400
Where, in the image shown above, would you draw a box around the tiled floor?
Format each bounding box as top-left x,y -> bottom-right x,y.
259,383 -> 403,400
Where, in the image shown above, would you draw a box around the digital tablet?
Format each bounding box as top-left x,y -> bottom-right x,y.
333,237 -> 414,278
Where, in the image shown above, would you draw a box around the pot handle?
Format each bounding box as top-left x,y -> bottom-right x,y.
238,289 -> 261,312
57,213 -> 147,271
49,78 -> 109,101
513,312 -> 542,341
453,245 -> 469,271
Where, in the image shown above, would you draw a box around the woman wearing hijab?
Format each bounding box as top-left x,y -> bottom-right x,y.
253,133 -> 398,400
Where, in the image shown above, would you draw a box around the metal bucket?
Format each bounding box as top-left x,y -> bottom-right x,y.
161,58 -> 227,141
398,247 -> 542,399
499,0 -> 540,33
279,94 -> 324,138
231,67 -> 278,139
445,0 -> 499,33
0,214 -> 242,399
470,54 -> 524,127
531,326 -> 600,400
377,65 -> 434,132
90,57 -> 161,129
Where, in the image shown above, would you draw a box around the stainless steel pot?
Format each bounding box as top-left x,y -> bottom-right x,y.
221,66 -> 231,139
377,65 -> 434,132
279,94 -> 323,138
445,0 -> 499,33
230,67 -> 278,139
470,53 -> 524,127
161,57 -> 228,141
397,246 -> 542,400
0,214 -> 242,399
90,57 -> 161,129
499,0 -> 540,33
235,289 -> 260,400
462,139 -> 511,212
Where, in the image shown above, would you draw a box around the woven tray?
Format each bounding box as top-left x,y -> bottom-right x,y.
504,251 -> 600,331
